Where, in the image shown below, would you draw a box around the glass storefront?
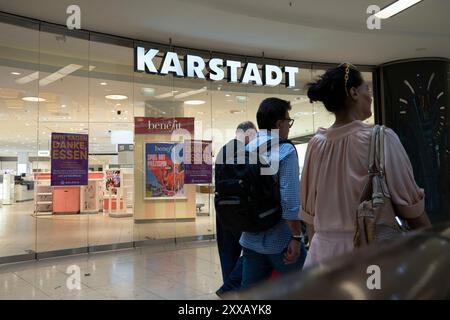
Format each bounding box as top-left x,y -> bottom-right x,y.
0,14 -> 375,262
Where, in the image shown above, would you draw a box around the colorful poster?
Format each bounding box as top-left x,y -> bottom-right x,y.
184,140 -> 212,184
145,142 -> 185,199
106,170 -> 121,195
51,133 -> 88,186
135,117 -> 195,135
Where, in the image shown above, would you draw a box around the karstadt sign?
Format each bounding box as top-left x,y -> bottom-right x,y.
135,46 -> 299,88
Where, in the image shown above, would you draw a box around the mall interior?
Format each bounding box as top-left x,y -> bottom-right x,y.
0,0 -> 449,300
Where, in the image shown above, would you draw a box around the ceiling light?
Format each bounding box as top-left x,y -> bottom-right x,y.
100,82 -> 108,86
61,104 -> 67,108
11,72 -> 21,75
155,92 -> 174,99
141,87 -> 155,96
293,88 -> 300,91
225,94 -> 231,97
105,94 -> 128,100
184,100 -> 206,105
15,72 -> 39,84
89,65 -> 96,71
39,64 -> 83,86
175,87 -> 207,99
374,0 -> 423,19
235,96 -> 247,103
22,96 -> 46,102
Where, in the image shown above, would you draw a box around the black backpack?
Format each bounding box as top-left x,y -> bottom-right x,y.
214,138 -> 297,233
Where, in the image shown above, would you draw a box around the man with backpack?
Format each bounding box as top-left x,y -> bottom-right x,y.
214,121 -> 257,297
215,97 -> 307,289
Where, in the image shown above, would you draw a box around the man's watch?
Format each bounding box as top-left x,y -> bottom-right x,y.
291,235 -> 303,242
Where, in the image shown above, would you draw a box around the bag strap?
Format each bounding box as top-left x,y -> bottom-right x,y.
369,125 -> 386,178
368,125 -> 380,175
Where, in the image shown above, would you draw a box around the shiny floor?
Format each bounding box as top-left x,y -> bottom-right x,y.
0,241 -> 222,300
0,201 -> 215,257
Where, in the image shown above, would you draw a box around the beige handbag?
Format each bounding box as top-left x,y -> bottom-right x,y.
354,125 -> 407,248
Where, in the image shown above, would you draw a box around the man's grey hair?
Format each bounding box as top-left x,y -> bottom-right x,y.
236,121 -> 256,133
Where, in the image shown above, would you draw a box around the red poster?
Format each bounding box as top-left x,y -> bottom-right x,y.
134,117 -> 195,135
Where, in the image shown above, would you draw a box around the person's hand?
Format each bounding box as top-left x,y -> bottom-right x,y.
283,239 -> 300,265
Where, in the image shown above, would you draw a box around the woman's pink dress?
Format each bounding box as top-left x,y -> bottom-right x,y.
300,120 -> 425,267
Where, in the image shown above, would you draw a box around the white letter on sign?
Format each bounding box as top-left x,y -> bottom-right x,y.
136,47 -> 159,73
186,55 -> 206,79
208,58 -> 224,81
284,66 -> 299,88
241,63 -> 263,86
264,65 -> 282,87
226,60 -> 241,83
160,52 -> 184,77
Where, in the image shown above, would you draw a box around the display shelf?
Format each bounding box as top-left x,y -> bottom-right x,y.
34,211 -> 53,216
34,179 -> 53,214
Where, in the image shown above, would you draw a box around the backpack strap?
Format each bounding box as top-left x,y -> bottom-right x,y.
279,138 -> 299,160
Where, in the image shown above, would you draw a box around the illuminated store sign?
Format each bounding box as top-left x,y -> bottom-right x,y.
134,117 -> 195,135
135,46 -> 299,88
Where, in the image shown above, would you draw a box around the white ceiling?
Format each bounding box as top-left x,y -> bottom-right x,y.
0,0 -> 449,65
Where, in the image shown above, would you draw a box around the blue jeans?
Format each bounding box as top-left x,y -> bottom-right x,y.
216,215 -> 242,292
241,242 -> 307,290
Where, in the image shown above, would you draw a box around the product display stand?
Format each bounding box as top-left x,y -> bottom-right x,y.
34,180 -> 53,215
2,174 -> 15,205
80,179 -> 101,214
121,168 -> 134,210
106,187 -> 132,218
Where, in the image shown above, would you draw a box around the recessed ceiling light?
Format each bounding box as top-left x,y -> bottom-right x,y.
61,104 -> 67,108
22,96 -> 46,102
105,94 -> 128,100
184,100 -> 206,105
100,82 -> 108,86
11,72 -> 21,75
225,94 -> 231,97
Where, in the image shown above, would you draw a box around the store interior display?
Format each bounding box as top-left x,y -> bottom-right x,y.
104,168 -> 133,217
14,175 -> 34,202
0,173 -> 15,205
34,169 -> 133,217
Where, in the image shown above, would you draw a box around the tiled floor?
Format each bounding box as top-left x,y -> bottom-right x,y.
0,201 -> 216,257
0,241 -> 222,300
